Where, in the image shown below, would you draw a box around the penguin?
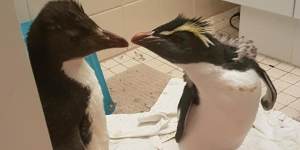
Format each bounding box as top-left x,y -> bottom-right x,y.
132,15 -> 276,150
26,1 -> 128,150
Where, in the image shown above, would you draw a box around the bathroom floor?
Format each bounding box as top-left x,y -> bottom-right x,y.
100,7 -> 300,121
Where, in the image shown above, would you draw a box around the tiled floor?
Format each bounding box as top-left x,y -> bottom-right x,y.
100,7 -> 300,121
101,47 -> 184,80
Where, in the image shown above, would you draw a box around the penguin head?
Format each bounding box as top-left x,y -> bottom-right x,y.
27,0 -> 128,61
132,15 -> 215,64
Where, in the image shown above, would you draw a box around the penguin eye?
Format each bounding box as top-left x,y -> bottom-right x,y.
65,30 -> 80,41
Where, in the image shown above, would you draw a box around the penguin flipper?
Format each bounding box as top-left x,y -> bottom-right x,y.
255,64 -> 277,110
175,74 -> 199,142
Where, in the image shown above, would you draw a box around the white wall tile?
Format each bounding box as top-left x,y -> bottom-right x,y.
91,7 -> 128,60
91,8 -> 124,37
159,0 -> 195,23
21,0 -> 236,59
27,0 -> 51,19
123,0 -> 161,43
122,0 -> 138,5
80,0 -> 122,15
195,0 -> 236,17
13,0 -> 30,22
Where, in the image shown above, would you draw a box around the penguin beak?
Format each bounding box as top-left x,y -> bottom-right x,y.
131,31 -> 156,45
131,31 -> 166,51
102,30 -> 129,48
131,31 -> 181,63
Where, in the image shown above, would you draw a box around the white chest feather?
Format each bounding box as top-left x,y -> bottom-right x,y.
62,59 -> 109,150
180,63 -> 260,92
179,63 -> 262,150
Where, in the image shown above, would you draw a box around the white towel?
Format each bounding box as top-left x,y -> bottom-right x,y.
107,78 -> 300,150
239,106 -> 300,150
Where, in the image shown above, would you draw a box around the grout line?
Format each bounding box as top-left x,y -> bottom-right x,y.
279,104 -> 288,111
280,94 -> 298,106
89,0 -> 142,17
281,81 -> 300,97
259,59 -> 300,76
259,62 -> 300,78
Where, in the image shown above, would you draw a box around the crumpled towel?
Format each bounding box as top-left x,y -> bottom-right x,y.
239,106 -> 300,150
107,78 -> 185,139
107,78 -> 300,150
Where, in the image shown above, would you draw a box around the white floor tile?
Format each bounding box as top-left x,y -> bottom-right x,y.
110,65 -> 128,74
132,52 -> 154,62
277,93 -> 297,105
216,29 -> 231,37
259,63 -> 272,71
281,107 -> 300,119
137,47 -> 150,53
145,51 -> 159,58
291,68 -> 300,76
295,81 -> 300,87
221,26 -> 237,36
125,49 -> 140,58
280,73 -> 300,84
210,14 -> 226,24
273,80 -> 292,91
284,86 -> 300,98
168,70 -> 184,78
274,102 -> 286,111
102,59 -> 119,68
261,57 -> 280,66
155,64 -> 175,74
103,70 -> 115,79
176,67 -> 184,72
122,60 -> 140,68
270,76 -> 277,82
100,64 -> 107,69
144,59 -> 164,68
267,68 -> 287,79
113,54 -> 131,63
289,100 -> 300,112
157,57 -> 171,64
163,61 -> 178,69
276,63 -> 295,72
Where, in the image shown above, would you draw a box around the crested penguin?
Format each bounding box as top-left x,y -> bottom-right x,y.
27,1 -> 128,150
132,15 -> 276,150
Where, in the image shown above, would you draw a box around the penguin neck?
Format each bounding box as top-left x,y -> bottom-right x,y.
29,50 -> 63,73
29,49 -> 86,83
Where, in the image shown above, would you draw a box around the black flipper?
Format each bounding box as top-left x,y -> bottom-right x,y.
254,64 -> 277,110
176,74 -> 199,142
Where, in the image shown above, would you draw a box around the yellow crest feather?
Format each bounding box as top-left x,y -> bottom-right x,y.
160,19 -> 214,47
